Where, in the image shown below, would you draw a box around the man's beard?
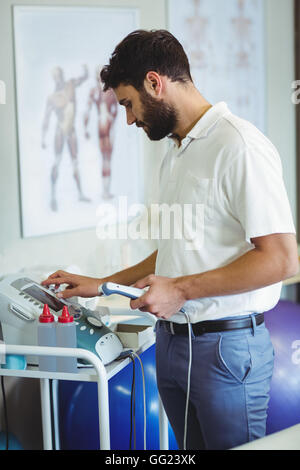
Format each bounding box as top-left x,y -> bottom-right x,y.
137,89 -> 178,141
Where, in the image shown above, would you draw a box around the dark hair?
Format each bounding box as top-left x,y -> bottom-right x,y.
100,29 -> 193,91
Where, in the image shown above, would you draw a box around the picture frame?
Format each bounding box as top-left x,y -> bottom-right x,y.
13,5 -> 142,238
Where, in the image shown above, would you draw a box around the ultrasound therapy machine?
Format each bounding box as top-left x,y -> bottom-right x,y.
0,274 -> 129,366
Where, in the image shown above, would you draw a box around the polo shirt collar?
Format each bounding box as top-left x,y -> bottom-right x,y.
187,101 -> 229,140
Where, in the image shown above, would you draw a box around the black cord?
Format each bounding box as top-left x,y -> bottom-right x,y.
1,376 -> 9,450
129,356 -> 135,450
116,350 -> 136,450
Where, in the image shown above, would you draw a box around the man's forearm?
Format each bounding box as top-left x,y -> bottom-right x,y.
175,245 -> 298,302
102,250 -> 157,287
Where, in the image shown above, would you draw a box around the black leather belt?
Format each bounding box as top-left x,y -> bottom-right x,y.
161,313 -> 264,336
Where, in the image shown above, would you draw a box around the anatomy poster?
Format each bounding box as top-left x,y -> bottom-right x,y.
168,0 -> 265,131
13,6 -> 142,237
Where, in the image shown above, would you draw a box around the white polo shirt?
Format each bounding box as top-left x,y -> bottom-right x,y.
155,102 -> 296,323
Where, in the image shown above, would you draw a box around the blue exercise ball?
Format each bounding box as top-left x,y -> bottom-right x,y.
264,300 -> 300,434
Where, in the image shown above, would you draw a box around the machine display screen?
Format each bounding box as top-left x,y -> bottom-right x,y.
22,284 -> 65,312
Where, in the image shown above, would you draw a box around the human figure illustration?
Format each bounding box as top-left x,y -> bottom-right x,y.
42,65 -> 90,211
84,70 -> 118,200
229,0 -> 254,112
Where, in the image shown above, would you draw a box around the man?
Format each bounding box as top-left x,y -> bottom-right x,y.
84,69 -> 118,199
42,65 -> 90,211
42,30 -> 298,449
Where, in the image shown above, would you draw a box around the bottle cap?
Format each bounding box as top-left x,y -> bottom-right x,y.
39,304 -> 55,323
58,306 -> 74,323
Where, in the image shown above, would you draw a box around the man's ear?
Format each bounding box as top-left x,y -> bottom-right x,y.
144,71 -> 163,97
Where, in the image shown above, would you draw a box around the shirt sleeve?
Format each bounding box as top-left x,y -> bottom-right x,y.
221,142 -> 296,244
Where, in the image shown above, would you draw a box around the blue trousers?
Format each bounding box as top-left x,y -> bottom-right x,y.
155,316 -> 274,450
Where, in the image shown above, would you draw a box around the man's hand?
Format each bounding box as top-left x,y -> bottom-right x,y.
41,270 -> 102,299
130,274 -> 186,320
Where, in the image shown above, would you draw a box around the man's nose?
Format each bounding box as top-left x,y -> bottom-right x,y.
126,107 -> 136,125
